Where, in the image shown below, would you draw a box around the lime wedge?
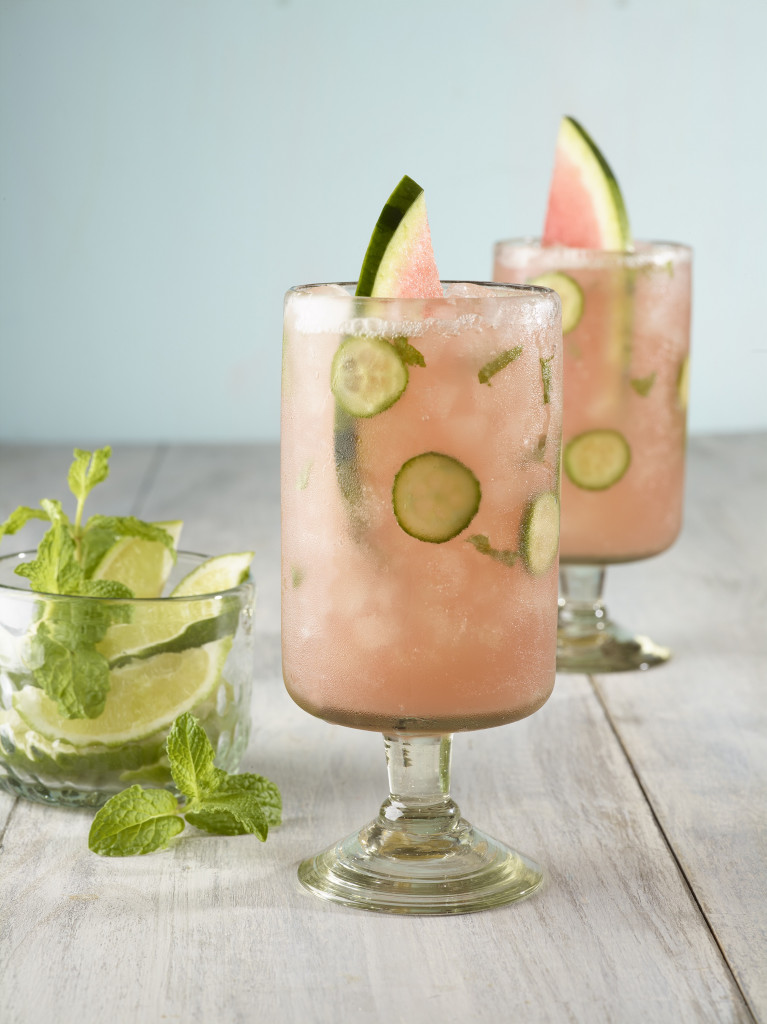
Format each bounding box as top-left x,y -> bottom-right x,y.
170,552 -> 254,598
0,706 -> 168,777
91,520 -> 183,598
13,637 -> 230,747
94,552 -> 251,666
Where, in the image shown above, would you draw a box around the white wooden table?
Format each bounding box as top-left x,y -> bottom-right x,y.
1,436 -> 765,1024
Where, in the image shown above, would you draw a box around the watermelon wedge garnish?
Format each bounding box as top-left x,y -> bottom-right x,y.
356,175 -> 442,298
542,116 -> 632,251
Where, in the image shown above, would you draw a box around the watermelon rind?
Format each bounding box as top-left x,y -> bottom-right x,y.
544,116 -> 632,251
356,175 -> 437,297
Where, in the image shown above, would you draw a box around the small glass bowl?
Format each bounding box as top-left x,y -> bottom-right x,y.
0,551 -> 254,808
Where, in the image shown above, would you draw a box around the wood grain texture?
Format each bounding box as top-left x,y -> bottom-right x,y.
0,665 -> 752,1024
0,438 -> 761,1023
594,432 -> 767,1021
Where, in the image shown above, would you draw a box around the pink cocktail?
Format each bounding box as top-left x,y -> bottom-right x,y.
281,281 -> 562,913
494,240 -> 692,671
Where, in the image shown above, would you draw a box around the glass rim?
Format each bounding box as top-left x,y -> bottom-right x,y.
493,237 -> 692,261
286,280 -> 560,300
0,549 -> 255,603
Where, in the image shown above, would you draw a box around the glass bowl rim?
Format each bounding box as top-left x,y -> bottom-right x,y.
0,549 -> 255,603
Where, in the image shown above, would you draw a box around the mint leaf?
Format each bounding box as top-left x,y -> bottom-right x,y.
466,534 -> 518,568
85,516 -> 176,554
89,785 -> 184,856
185,774 -> 280,839
0,505 -> 50,546
478,346 -> 523,385
630,372 -> 657,397
166,711 -> 223,804
68,446 -> 111,507
30,626 -> 111,719
79,525 -> 120,577
184,772 -> 282,841
15,500 -> 80,594
540,355 -> 554,405
391,337 -> 426,368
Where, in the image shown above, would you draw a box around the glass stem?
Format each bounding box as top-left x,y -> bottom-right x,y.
376,734 -> 461,837
558,564 -> 608,638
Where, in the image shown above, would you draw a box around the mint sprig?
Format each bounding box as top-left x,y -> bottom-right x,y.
88,713 -> 282,857
0,447 -> 177,719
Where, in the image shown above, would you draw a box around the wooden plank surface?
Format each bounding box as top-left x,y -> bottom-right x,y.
0,438 -> 761,1024
594,433 -> 767,1021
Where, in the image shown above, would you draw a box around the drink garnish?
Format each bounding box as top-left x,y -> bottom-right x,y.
88,712 -> 281,856
563,429 -> 631,490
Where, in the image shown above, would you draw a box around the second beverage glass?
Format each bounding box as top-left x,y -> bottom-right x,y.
494,239 -> 692,672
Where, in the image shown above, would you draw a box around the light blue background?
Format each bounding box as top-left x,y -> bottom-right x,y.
1,0 -> 764,442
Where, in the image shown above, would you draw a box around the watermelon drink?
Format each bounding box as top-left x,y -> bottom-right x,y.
493,118 -> 692,673
281,177 -> 563,914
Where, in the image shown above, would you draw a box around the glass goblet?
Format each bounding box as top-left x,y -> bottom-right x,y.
281,281 -> 562,914
494,240 -> 692,673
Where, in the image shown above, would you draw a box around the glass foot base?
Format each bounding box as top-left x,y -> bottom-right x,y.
557,620 -> 671,674
298,815 -> 543,916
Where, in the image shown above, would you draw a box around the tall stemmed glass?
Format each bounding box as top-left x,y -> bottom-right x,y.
494,241 -> 692,673
281,281 -> 562,914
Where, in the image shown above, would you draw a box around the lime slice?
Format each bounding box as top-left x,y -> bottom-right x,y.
95,552 -> 251,666
530,272 -> 584,334
91,520 -> 183,598
170,551 -> 254,597
13,636 -> 230,747
392,452 -> 481,543
519,492 -> 560,577
0,706 -> 168,777
331,336 -> 408,418
564,430 -> 631,490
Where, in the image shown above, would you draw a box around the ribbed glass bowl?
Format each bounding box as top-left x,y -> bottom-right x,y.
0,551 -> 254,807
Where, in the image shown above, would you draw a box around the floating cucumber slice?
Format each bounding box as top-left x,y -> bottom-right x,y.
392,453 -> 481,543
519,492 -> 560,577
564,429 -> 631,490
530,272 -> 584,334
676,355 -> 690,411
331,336 -> 409,418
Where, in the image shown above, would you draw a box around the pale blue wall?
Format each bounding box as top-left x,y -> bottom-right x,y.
1,0 -> 765,442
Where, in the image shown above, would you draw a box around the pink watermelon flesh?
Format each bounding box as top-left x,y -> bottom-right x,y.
373,195 -> 443,299
395,214 -> 442,298
542,144 -> 606,248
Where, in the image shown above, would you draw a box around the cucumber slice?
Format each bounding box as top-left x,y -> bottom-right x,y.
331,336 -> 408,418
530,272 -> 584,334
564,429 -> 631,490
392,453 -> 481,543
519,492 -> 560,577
